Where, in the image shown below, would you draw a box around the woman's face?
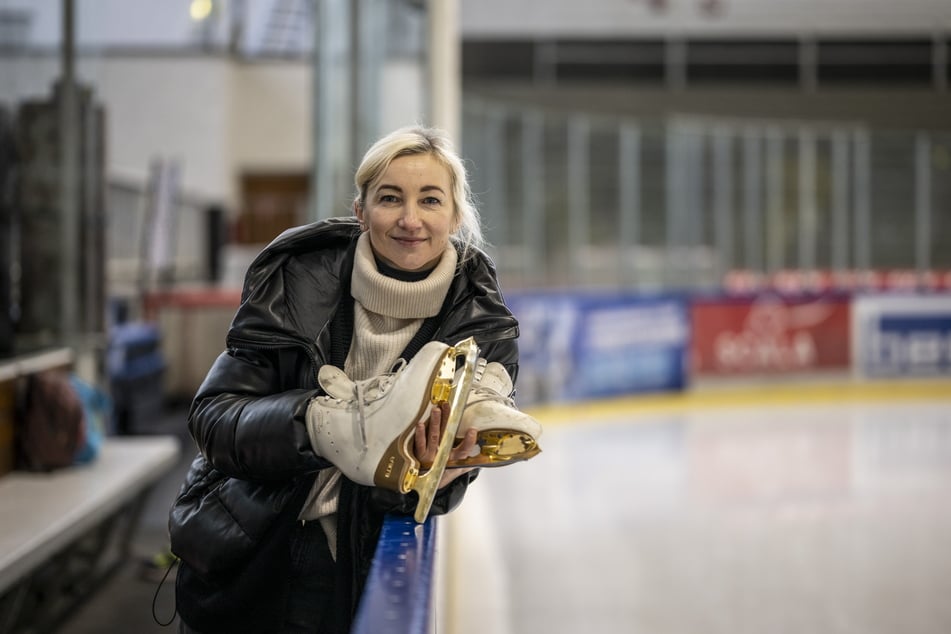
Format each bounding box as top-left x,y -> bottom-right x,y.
356,153 -> 457,272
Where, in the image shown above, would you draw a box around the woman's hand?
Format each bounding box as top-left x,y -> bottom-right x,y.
415,402 -> 477,489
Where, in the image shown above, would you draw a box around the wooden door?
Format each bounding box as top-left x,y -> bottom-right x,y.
236,172 -> 310,244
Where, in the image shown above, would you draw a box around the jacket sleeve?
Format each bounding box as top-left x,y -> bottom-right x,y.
450,252 -> 521,386
188,346 -> 325,482
366,469 -> 479,517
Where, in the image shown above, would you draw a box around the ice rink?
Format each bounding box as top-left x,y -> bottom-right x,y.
444,380 -> 951,634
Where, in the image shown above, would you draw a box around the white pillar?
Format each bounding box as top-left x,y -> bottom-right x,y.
427,0 -> 461,142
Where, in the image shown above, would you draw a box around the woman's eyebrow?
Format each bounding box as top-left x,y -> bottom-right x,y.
376,184 -> 445,194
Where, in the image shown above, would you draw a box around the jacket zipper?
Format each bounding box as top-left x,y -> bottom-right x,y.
226,334 -> 322,388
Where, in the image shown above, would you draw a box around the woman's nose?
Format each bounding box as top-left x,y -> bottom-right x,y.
399,204 -> 422,229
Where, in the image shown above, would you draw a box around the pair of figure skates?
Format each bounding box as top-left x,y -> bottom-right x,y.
306,337 -> 542,522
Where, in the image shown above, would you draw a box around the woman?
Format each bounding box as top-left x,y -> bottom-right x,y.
169,125 -> 539,633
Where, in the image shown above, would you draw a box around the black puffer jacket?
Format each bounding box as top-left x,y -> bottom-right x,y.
169,217 -> 519,632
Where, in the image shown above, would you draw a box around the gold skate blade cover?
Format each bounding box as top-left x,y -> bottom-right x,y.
371,337 -> 480,523
448,430 -> 541,468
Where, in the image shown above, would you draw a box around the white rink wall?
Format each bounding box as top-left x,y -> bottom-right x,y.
462,0 -> 951,36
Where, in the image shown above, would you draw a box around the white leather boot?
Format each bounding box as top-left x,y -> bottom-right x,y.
306,337 -> 479,522
451,359 -> 542,468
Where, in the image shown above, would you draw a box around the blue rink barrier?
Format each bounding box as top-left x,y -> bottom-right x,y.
352,514 -> 438,634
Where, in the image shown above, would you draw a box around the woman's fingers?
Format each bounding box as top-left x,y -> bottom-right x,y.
414,415 -> 429,466
442,428 -> 478,490
450,427 -> 478,462
416,403 -> 451,469
430,403 -> 444,446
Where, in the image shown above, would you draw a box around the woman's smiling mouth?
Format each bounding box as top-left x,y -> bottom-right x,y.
392,236 -> 427,246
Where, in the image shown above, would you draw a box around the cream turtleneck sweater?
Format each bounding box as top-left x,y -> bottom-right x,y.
299,232 -> 457,557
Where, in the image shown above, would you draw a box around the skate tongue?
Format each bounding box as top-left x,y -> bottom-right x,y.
318,365 -> 355,400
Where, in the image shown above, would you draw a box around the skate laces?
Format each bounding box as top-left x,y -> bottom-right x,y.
468,359 -> 515,407
350,360 -> 405,450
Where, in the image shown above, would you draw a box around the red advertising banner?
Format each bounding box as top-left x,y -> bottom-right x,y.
691,294 -> 851,375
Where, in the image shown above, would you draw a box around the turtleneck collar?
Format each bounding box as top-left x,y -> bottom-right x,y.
350,232 -> 457,319
373,252 -> 435,282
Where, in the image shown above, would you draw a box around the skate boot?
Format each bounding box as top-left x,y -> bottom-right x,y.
450,359 -> 542,469
306,337 -> 479,522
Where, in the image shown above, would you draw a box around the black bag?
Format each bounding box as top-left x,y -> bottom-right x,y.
15,369 -> 85,471
170,456 -> 314,633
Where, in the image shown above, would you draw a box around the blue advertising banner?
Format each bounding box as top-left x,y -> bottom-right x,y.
507,292 -> 689,405
870,314 -> 951,376
853,296 -> 951,378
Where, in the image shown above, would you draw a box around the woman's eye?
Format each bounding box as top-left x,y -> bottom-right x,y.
379,194 -> 399,203
422,196 -> 442,206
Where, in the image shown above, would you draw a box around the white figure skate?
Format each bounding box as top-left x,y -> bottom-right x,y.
450,358 -> 542,469
306,337 -> 479,522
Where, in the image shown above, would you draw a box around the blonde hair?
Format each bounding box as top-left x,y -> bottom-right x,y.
354,125 -> 485,263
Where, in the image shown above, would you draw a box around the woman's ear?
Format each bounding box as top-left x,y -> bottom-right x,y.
354,201 -> 367,229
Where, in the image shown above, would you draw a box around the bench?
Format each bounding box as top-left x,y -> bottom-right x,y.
0,435 -> 180,633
